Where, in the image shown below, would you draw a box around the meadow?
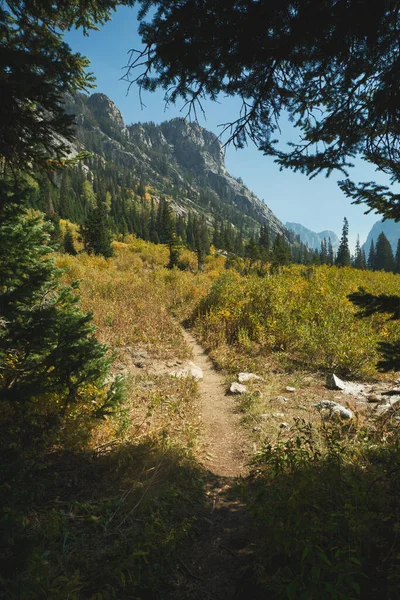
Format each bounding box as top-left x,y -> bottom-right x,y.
3,234 -> 400,599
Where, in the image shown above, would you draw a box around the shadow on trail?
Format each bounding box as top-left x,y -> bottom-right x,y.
167,471 -> 264,600
5,423 -> 400,599
0,440 -> 262,600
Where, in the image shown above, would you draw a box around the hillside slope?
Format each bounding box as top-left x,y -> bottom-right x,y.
64,92 -> 288,238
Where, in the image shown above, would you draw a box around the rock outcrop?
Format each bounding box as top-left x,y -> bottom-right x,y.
65,93 -> 289,238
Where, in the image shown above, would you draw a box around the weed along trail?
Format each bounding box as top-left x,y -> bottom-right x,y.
169,329 -> 262,600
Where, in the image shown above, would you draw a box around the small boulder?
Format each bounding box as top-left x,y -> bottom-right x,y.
272,412 -> 285,418
116,363 -> 126,371
313,400 -> 353,419
230,382 -> 248,395
238,372 -> 264,383
326,373 -> 346,390
332,405 -> 353,419
280,422 -> 290,430
171,361 -> 203,381
135,359 -> 146,368
285,386 -> 296,393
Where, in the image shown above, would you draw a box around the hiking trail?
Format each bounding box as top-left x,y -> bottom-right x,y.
168,330 -> 262,599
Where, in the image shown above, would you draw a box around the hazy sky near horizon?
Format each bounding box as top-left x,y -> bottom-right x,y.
65,6 -> 391,248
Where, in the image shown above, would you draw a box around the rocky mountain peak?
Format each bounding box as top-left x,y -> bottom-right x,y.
67,92 -> 288,238
286,222 -> 340,251
87,93 -> 127,136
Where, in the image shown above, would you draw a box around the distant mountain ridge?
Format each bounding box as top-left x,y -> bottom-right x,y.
285,222 -> 340,251
64,92 -> 288,238
362,220 -> 400,254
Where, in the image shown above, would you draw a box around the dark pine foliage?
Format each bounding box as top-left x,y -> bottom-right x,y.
0,205 -> 123,452
374,232 -> 395,272
335,218 -> 351,267
131,0 -> 400,220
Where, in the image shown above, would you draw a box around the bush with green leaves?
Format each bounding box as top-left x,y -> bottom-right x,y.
248,418 -> 400,599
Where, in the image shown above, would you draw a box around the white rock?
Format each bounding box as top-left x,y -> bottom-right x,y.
285,386 -> 296,393
238,372 -> 264,383
332,406 -> 354,419
313,400 -> 353,419
170,361 -> 203,381
326,373 -> 346,390
272,412 -> 285,418
229,382 -> 248,394
280,422 -> 290,430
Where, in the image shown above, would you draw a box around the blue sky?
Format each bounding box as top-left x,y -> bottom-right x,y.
65,5 -> 389,248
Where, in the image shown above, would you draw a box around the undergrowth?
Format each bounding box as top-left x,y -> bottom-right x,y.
247,414 -> 400,599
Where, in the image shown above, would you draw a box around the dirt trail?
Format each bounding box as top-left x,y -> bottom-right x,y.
182,329 -> 250,478
168,331 -> 262,600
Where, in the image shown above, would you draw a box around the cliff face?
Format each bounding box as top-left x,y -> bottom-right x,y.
362,219 -> 400,254
286,222 -> 340,251
66,92 -> 288,237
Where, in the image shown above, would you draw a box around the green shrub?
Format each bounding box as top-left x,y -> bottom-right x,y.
248,418 -> 400,599
196,266 -> 400,376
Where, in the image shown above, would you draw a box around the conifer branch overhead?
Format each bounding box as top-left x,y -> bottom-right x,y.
130,0 -> 400,218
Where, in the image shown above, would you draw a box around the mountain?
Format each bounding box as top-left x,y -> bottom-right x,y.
362,219 -> 400,255
62,92 -> 287,239
285,222 -> 340,251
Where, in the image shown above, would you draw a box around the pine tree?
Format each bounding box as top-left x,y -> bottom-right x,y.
0,205 -> 123,448
234,229 -> 244,257
64,225 -> 77,255
327,238 -> 334,266
320,238 -> 328,265
258,224 -> 270,262
335,218 -> 351,267
81,199 -> 113,258
259,224 -> 270,251
353,235 -> 365,270
158,198 -> 180,268
59,172 -> 73,219
368,240 -> 376,270
375,232 -> 395,272
271,234 -> 291,270
245,236 -> 260,268
212,218 -> 221,249
361,249 -> 367,270
48,214 -> 63,248
194,216 -> 210,270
